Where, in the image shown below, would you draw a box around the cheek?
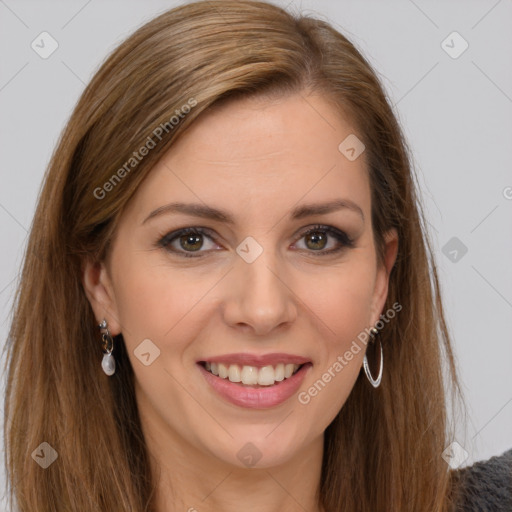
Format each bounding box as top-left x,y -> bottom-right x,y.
111,251 -> 218,356
296,258 -> 376,341
294,266 -> 374,427
294,256 -> 375,396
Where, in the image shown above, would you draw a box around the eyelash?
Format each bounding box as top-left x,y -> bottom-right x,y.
156,224 -> 355,259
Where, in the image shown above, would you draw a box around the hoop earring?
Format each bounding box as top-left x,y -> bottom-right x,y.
98,319 -> 115,376
363,327 -> 383,388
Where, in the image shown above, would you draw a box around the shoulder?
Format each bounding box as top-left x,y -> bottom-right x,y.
451,447 -> 512,511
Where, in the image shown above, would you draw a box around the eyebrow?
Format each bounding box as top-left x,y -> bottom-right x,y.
142,198 -> 365,226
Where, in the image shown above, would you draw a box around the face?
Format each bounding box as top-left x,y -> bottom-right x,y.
83,92 -> 398,471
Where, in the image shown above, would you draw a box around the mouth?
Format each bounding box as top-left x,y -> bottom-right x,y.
197,359 -> 313,409
198,361 -> 305,388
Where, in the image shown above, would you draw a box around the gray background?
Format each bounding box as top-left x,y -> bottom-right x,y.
1,0 -> 511,505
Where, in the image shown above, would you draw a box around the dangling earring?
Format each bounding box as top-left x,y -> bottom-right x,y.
363,326 -> 383,388
98,319 -> 115,376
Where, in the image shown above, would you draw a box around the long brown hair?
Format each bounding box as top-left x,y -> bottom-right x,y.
3,1 -> 468,510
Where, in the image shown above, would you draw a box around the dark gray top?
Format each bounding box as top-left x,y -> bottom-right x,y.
451,447 -> 512,511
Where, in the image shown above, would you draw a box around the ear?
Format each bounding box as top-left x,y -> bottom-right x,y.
81,258 -> 122,335
369,228 -> 399,325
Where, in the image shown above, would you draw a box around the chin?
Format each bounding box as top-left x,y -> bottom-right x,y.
205,427 -> 305,470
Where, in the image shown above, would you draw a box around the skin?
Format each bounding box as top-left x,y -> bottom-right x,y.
83,92 -> 398,512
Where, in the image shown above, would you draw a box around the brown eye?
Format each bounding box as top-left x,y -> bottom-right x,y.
304,230 -> 328,251
158,227 -> 219,258
295,225 -> 354,256
178,233 -> 203,252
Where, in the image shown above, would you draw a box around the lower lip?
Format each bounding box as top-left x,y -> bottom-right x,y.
198,363 -> 312,409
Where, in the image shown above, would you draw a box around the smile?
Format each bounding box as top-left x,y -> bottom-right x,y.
202,361 -> 302,387
197,355 -> 312,409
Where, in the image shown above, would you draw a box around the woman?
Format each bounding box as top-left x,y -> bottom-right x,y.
4,1 -> 511,511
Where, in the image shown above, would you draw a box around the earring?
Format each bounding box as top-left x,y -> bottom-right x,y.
98,319 -> 115,376
363,327 -> 383,388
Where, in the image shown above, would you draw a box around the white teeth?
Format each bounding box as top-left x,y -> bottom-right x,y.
258,365 -> 275,386
228,364 -> 241,383
284,363 -> 295,378
274,363 -> 285,381
204,362 -> 302,386
241,366 -> 259,385
218,363 -> 229,379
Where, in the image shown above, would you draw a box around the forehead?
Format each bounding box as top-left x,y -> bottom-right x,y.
125,92 -> 371,225
175,92 -> 360,162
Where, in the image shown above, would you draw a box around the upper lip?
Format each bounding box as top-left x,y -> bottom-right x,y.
198,353 -> 311,367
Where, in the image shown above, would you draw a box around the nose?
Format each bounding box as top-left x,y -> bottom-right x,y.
221,247 -> 297,336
